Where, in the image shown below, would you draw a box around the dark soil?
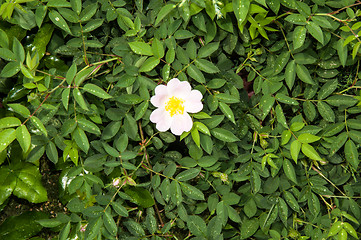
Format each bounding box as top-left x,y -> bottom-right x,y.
0,158 -> 67,239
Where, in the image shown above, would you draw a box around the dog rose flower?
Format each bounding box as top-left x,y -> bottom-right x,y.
150,78 -> 203,135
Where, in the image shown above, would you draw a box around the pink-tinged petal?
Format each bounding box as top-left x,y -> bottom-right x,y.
150,108 -> 165,123
150,108 -> 172,132
184,90 -> 203,113
151,85 -> 169,107
156,116 -> 172,132
167,78 -> 191,97
151,94 -> 168,108
186,90 -> 202,102
185,102 -> 203,113
170,113 -> 193,135
155,84 -> 167,95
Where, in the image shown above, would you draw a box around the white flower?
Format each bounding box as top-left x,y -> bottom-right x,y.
150,78 -> 203,135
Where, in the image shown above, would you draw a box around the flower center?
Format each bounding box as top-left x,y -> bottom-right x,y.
165,96 -> 185,117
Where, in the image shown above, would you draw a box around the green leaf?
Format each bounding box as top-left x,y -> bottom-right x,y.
240,218 -> 259,239
128,42 -> 153,56
328,221 -> 342,237
20,64 -> 34,79
125,187 -> 155,208
281,130 -> 292,145
36,219 -> 62,228
343,222 -> 358,239
154,4 -> 176,26
317,101 -> 335,122
244,198 -> 257,218
176,168 -> 200,182
297,133 -> 321,143
35,5 -> 47,28
30,116 -> 47,136
0,61 -> 21,78
116,94 -> 143,105
352,42 -> 361,59
293,26 -> 307,50
285,14 -> 306,25
83,83 -> 112,99
70,0 -> 81,14
306,21 -> 324,44
290,122 -> 304,131
345,140 -> 359,169
32,23 -> 54,60
194,59 -> 220,73
61,88 -> 70,110
170,180 -> 182,205
16,125 -> 31,152
0,211 -> 48,239
77,118 -> 101,135
187,64 -> 205,83
152,38 -> 164,59
124,114 -> 138,140
135,101 -> 149,121
233,0 -> 250,32
12,163 -> 48,203
0,117 -> 21,129
73,127 -> 89,153
59,222 -> 71,240
191,127 -> 200,148
278,197 -> 288,226
194,122 -> 210,135
139,57 -> 160,72
207,78 -> 226,89
251,170 -> 261,193
285,60 -> 296,89
82,19 -> 104,32
13,37 -> 25,63
73,88 -> 89,110
111,202 -> 128,217
211,128 -> 240,142
283,158 -> 297,184
66,63 -> 77,84
275,93 -> 298,105
0,48 -> 16,61
103,211 -> 117,236
273,51 -> 290,75
290,140 -> 301,163
46,141 -> 58,164
284,191 -> 299,212
301,143 -> 322,161
326,95 -> 358,107
85,217 -> 103,239
187,215 -> 207,237
318,79 -> 338,100
0,167 -> 16,204
180,182 -> 205,200
275,105 -> 288,128
198,42 -> 220,58
73,66 -> 96,86
296,64 -> 315,85
80,3 -> 97,22
337,39 -> 348,67
219,102 -> 235,124
0,128 -> 16,152
49,10 -> 72,34
7,104 -> 30,118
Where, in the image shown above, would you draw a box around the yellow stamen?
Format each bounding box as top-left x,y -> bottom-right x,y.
165,96 -> 185,117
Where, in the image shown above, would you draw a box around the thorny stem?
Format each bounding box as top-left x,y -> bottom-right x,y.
311,165 -> 347,197
275,21 -> 294,59
328,1 -> 361,15
22,93 -> 50,125
79,22 -> 89,65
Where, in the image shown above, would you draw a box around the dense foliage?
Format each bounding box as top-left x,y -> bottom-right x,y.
0,0 -> 361,239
